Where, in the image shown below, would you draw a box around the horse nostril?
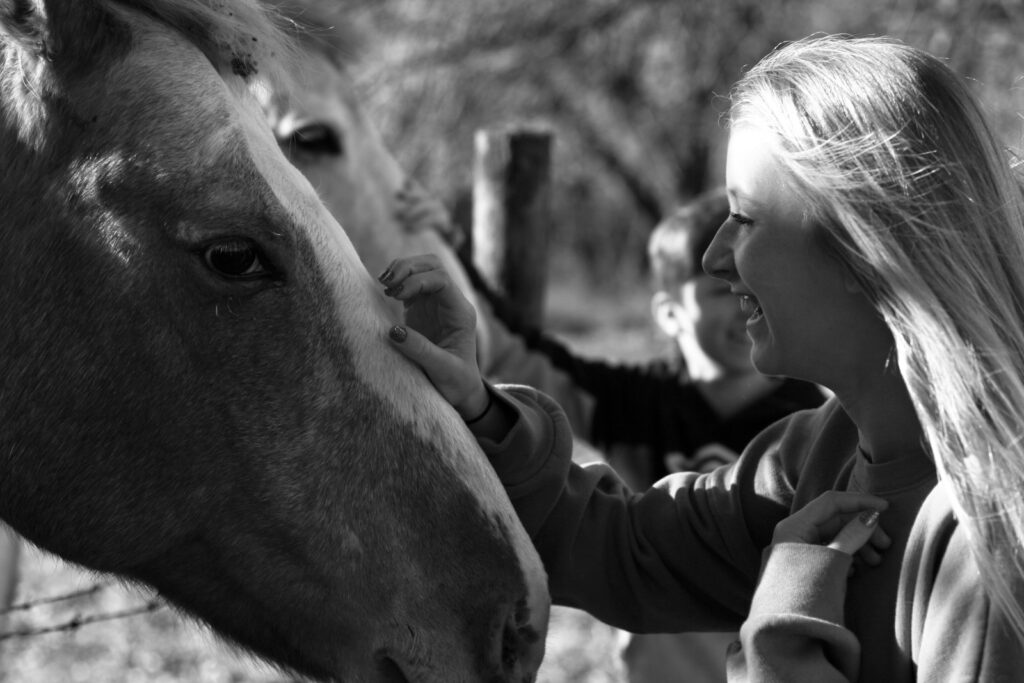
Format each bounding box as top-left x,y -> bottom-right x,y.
501,597 -> 542,679
374,653 -> 410,683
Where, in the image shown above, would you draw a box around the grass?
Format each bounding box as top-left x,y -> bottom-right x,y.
0,276 -> 658,682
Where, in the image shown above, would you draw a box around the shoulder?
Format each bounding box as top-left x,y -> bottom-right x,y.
899,483 -> 964,597
711,397 -> 855,548
743,396 -> 856,526
898,483 -> 1024,680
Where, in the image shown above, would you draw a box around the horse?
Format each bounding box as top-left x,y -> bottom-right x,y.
259,0 -> 594,437
0,1 -> 549,681
256,1 -> 499,357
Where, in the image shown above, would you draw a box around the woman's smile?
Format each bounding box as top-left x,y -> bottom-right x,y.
737,294 -> 764,325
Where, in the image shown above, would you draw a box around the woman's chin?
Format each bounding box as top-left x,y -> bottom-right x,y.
750,348 -> 783,378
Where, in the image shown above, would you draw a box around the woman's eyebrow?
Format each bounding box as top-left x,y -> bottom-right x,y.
726,188 -> 764,212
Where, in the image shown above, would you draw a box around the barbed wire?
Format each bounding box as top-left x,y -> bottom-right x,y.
0,581 -> 167,640
0,600 -> 165,641
0,581 -> 112,616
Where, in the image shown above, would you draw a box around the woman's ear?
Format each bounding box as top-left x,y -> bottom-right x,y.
651,291 -> 687,338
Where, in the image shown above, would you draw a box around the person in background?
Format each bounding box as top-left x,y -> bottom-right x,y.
382,33 -> 1024,682
501,187 -> 824,491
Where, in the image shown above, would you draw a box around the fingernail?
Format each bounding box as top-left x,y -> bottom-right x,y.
384,284 -> 403,297
859,510 -> 880,527
378,268 -> 394,284
388,325 -> 407,343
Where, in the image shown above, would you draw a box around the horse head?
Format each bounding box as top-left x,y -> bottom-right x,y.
0,1 -> 547,680
260,2 -> 486,306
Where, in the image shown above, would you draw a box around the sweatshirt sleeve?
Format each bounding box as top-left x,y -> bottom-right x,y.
474,295 -> 596,437
474,295 -> 698,457
476,384 -> 821,633
727,543 -> 860,682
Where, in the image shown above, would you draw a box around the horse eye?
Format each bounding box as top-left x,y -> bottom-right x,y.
289,123 -> 344,157
204,239 -> 268,278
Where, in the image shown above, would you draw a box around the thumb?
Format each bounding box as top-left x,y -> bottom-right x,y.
828,509 -> 880,555
386,324 -> 474,411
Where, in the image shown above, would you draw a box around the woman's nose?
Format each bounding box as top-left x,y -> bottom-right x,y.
702,219 -> 736,281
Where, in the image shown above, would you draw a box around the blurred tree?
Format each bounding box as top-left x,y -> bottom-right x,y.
341,0 -> 1024,289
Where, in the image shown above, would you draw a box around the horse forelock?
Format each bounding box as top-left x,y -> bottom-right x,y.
266,0 -> 365,68
107,0 -> 298,84
0,0 -> 298,88
0,0 -> 297,157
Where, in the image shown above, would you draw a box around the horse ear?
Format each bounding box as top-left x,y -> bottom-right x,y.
1,0 -> 115,75
0,0 -> 53,59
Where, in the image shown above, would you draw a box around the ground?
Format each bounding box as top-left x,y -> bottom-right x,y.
0,277 -> 658,682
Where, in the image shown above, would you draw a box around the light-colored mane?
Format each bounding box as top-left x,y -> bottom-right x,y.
269,0 -> 365,68
0,0 -> 292,144
112,0 -> 292,80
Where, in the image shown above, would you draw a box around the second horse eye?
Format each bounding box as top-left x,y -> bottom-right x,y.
291,124 -> 344,157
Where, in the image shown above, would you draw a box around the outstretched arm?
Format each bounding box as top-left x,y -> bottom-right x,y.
378,254 -> 872,637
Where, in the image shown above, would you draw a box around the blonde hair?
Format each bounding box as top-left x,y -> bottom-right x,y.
731,34 -> 1024,638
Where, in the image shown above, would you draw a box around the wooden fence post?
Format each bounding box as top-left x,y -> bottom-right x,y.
0,523 -> 19,628
471,126 -> 552,329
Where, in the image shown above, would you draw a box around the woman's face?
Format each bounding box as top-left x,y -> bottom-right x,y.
702,125 -> 891,387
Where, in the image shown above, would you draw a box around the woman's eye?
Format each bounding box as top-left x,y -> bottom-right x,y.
288,123 -> 344,157
204,239 -> 268,279
730,212 -> 753,226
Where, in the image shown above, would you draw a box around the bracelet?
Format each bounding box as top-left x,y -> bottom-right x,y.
464,391 -> 494,425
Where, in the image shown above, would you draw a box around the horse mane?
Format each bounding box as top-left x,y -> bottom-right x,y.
0,0 -> 297,171
108,0 -> 296,83
264,0 -> 365,68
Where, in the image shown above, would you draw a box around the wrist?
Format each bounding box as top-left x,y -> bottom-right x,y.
456,381 -> 490,422
463,390 -> 494,425
463,384 -> 516,443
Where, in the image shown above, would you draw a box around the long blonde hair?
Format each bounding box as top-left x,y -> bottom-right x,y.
731,34 -> 1024,638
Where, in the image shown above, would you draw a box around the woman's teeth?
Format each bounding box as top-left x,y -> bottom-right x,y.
738,295 -> 763,320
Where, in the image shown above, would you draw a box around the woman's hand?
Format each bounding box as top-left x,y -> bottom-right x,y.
379,254 -> 488,420
773,491 -> 891,564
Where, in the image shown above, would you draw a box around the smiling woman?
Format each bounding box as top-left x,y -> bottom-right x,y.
373,34 -> 1024,683
0,1 -> 548,681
